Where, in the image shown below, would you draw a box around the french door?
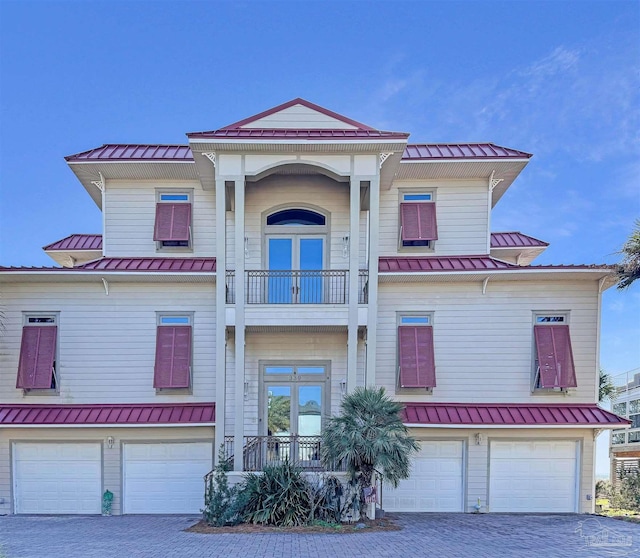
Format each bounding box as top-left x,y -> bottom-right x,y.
262,364 -> 327,465
267,236 -> 324,303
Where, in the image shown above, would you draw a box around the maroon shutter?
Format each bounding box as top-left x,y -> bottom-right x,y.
16,326 -> 57,389
400,203 -> 438,241
534,325 -> 577,388
398,326 -> 436,388
154,326 -> 192,388
153,203 -> 192,241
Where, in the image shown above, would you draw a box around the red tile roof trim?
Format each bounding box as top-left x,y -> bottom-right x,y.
403,143 -> 532,160
0,403 -> 215,426
216,98 -> 378,131
0,257 -> 216,273
43,234 -> 103,251
491,232 -> 549,248
402,403 -> 629,426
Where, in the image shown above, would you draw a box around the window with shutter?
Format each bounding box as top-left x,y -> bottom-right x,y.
17,323 -> 58,390
154,319 -> 192,389
400,198 -> 438,248
398,320 -> 436,389
533,319 -> 577,390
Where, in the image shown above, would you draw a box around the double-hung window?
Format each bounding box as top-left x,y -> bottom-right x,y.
397,314 -> 436,390
17,314 -> 59,392
532,313 -> 577,391
154,192 -> 192,248
154,314 -> 193,390
399,192 -> 438,248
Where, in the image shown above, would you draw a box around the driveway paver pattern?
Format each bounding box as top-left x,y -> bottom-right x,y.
0,513 -> 638,558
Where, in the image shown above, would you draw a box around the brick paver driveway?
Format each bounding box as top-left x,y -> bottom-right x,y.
0,514 -> 638,557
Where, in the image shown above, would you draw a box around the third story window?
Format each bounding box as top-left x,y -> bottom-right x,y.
154,193 -> 192,247
400,193 -> 438,247
532,315 -> 577,390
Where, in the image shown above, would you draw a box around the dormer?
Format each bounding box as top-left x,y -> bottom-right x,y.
43,234 -> 103,267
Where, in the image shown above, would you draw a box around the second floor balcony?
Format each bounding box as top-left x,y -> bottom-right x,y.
226,270 -> 369,305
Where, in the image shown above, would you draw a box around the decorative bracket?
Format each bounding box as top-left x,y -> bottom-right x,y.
482,276 -> 490,295
101,277 -> 109,296
91,172 -> 105,192
202,152 -> 216,167
379,152 -> 393,169
489,170 -> 504,192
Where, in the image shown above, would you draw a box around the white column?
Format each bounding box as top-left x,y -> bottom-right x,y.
213,177 -> 227,464
365,176 -> 380,386
347,176 -> 360,392
234,177 -> 246,472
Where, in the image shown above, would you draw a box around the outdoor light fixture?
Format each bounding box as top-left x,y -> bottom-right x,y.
244,381 -> 249,399
474,433 -> 484,446
340,379 -> 347,394
106,436 -> 114,449
244,237 -> 249,257
342,236 -> 349,258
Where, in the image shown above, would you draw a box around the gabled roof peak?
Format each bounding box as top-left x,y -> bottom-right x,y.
217,97 -> 378,131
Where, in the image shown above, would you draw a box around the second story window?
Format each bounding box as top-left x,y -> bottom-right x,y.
399,191 -> 438,249
397,314 -> 436,390
532,313 -> 577,391
154,192 -> 192,249
154,314 -> 193,390
17,314 -> 59,392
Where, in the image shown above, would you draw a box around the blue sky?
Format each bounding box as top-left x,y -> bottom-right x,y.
0,1 -> 639,469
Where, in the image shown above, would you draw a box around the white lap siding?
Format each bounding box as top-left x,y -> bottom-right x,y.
376,279 -> 599,404
0,281 -> 215,404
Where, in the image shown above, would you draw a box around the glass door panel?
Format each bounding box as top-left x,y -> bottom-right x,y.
266,385 -> 292,464
298,385 -> 322,463
268,238 -> 293,303
299,238 -> 324,303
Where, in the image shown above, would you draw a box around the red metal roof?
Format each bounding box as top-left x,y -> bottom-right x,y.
491,232 -> 548,248
65,144 -> 194,162
378,256 -> 611,273
43,234 -> 103,251
0,403 -> 215,426
187,129 -> 410,140
379,256 -> 518,272
402,403 -> 629,426
402,143 -> 532,160
62,142 -> 533,161
0,257 -> 216,273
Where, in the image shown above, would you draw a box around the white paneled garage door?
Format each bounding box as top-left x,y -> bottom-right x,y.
489,440 -> 578,512
123,442 -> 213,514
13,442 -> 102,514
383,441 -> 464,512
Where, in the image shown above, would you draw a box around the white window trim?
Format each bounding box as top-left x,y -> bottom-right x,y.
531,310 -> 571,394
155,311 -> 194,393
155,188 -> 194,253
398,189 -> 436,253
396,311 -> 435,394
21,312 -> 60,395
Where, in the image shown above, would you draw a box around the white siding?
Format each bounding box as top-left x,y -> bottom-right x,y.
0,427 -> 214,516
104,179 -> 215,257
0,281 -> 215,404
240,104 -> 358,130
379,179 -> 489,256
377,280 -> 599,403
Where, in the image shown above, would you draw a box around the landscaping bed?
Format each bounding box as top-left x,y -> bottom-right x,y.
186,516 -> 400,534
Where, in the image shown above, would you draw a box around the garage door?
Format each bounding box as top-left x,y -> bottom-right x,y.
123,442 -> 213,514
13,442 -> 102,514
489,440 -> 578,512
383,441 -> 464,512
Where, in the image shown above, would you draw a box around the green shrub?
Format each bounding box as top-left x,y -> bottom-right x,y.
238,460 -> 313,526
202,447 -> 242,526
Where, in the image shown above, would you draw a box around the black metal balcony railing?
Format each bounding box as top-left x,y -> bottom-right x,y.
225,270 -> 369,305
222,435 -> 346,472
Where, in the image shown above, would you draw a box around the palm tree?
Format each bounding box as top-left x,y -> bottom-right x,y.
320,386 -> 419,519
599,369 -> 616,404
617,220 -> 640,290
